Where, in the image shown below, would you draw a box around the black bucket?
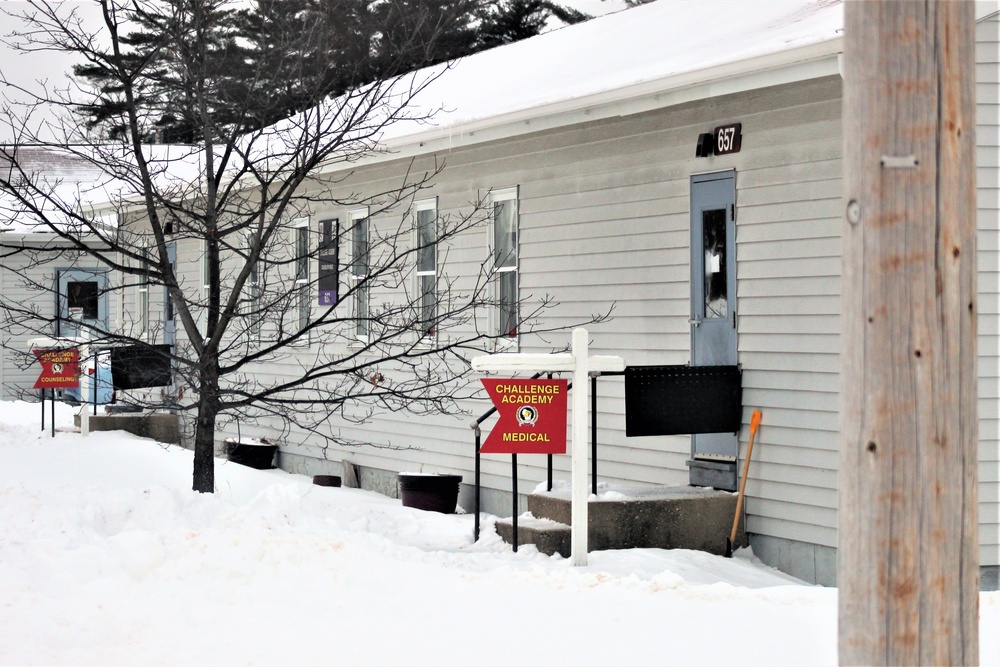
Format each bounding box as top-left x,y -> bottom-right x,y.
398,473 -> 462,513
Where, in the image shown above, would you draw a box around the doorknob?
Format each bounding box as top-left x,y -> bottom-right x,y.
689,317 -> 702,328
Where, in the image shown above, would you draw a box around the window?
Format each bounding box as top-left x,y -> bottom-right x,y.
348,208 -> 369,341
293,218 -> 310,333
415,198 -> 437,339
67,281 -> 99,319
164,242 -> 177,346
201,239 -> 211,304
199,239 -> 213,330
137,246 -> 150,338
318,218 -> 339,307
244,233 -> 262,343
491,187 -> 518,346
702,208 -> 727,319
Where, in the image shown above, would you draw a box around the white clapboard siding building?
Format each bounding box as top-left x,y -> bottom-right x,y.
0,147 -> 122,398
199,0 -> 995,586
2,0 -> 998,587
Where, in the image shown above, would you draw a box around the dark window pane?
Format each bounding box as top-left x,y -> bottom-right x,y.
703,208 -> 727,319
493,200 -> 516,269
499,270 -> 517,337
67,281 -> 99,319
420,273 -> 435,334
417,208 -> 436,273
351,217 -> 368,276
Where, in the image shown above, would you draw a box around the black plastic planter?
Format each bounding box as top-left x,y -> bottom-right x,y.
313,475 -> 342,487
398,473 -> 462,513
225,442 -> 277,470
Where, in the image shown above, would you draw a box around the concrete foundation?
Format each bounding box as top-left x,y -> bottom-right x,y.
749,534 -> 838,587
749,534 -> 999,590
278,451 -> 474,505
74,411 -> 180,444
496,486 -> 744,557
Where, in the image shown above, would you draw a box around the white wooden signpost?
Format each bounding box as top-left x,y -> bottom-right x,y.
472,328 -> 624,566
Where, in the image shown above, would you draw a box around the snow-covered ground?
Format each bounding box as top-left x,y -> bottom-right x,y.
0,401 -> 995,666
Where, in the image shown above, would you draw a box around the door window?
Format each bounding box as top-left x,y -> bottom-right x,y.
67,281 -> 99,319
702,208 -> 728,319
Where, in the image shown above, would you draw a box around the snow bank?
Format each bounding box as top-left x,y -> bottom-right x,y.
0,401 -> 994,666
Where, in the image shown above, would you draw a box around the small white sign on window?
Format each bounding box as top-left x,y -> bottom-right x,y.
709,253 -> 721,274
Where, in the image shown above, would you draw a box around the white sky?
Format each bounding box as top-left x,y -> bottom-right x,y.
0,0 -> 629,143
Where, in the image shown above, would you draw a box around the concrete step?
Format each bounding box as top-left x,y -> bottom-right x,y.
496,484 -> 744,557
73,411 -> 179,443
495,514 -> 570,557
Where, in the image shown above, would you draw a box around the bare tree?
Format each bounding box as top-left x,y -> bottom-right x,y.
0,0 -> 609,492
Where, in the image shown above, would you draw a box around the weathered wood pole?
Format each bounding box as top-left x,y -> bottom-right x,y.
840,1 -> 979,665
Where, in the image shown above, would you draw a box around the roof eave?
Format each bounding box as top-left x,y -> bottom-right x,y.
327,36 -> 844,173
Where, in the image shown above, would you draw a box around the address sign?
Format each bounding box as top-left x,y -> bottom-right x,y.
714,123 -> 742,155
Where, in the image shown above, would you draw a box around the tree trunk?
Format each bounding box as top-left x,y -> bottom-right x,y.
840,1 -> 979,665
192,364 -> 219,494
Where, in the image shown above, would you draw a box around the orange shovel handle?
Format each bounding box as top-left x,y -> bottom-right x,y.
730,410 -> 762,546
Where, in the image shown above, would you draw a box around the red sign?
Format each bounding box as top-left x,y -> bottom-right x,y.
32,348 -> 80,389
480,378 -> 568,454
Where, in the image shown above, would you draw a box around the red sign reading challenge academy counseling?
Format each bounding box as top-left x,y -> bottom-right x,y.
32,348 -> 80,390
480,378 -> 568,454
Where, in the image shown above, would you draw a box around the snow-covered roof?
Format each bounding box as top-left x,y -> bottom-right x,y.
7,0 -> 998,209
0,144 -> 204,233
362,0 -> 847,159
0,146 -> 108,233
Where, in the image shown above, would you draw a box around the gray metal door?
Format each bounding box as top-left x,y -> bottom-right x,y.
690,171 -> 738,467
56,269 -> 109,339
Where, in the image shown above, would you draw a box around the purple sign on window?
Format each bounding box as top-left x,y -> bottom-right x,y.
318,218 -> 339,306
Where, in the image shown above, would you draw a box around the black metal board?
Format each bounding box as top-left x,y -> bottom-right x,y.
110,344 -> 173,389
625,365 -> 742,436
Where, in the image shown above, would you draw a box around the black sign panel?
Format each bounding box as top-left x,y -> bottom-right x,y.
624,365 -> 742,436
714,123 -> 742,155
110,344 -> 172,389
318,218 -> 339,306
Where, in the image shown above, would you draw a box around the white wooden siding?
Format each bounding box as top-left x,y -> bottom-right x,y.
977,12 -> 1000,567
207,77 -> 848,550
203,43 -> 997,567
0,246 -> 114,400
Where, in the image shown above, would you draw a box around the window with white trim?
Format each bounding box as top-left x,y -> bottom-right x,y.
202,239 -> 211,305
292,218 -> 310,333
244,232 -> 262,343
348,208 -> 369,341
137,245 -> 150,339
414,198 -> 437,339
491,187 -> 518,346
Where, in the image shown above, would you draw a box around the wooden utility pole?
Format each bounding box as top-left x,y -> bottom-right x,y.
840,1 -> 979,665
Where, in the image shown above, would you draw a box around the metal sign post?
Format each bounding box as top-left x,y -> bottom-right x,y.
472,328 -> 623,566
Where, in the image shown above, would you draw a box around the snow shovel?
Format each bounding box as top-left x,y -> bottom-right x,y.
725,409 -> 762,558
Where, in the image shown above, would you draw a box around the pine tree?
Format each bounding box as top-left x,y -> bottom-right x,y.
73,0 -> 590,142
476,0 -> 588,51
73,0 -> 245,143
236,0 -> 378,130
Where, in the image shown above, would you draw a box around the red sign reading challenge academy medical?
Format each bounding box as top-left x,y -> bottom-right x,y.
480,378 -> 568,454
